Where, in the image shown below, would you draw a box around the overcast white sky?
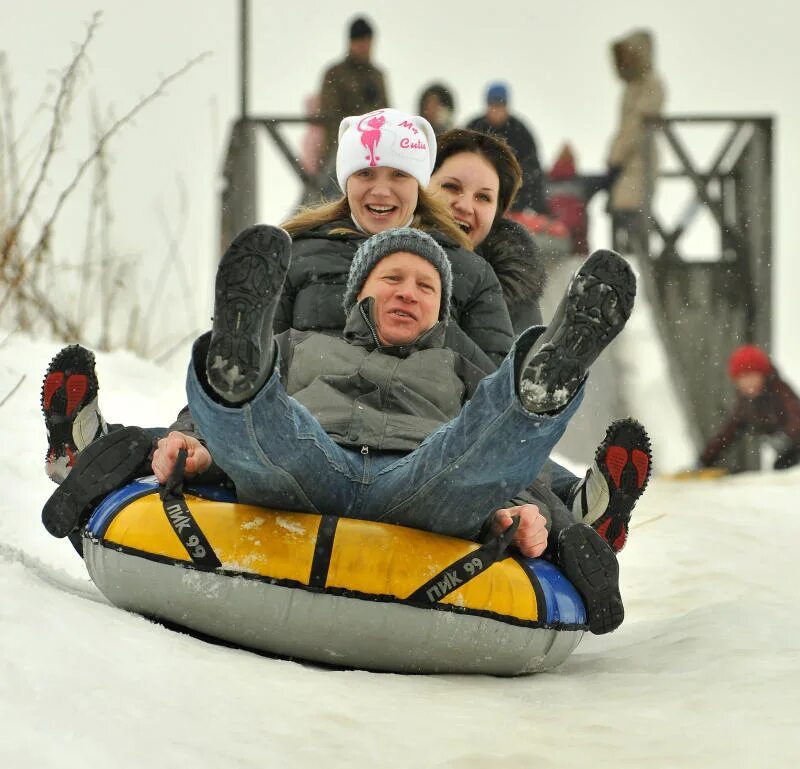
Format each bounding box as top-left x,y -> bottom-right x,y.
3,0 -> 798,376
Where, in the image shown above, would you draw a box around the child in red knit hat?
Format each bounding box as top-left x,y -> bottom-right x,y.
699,345 -> 800,471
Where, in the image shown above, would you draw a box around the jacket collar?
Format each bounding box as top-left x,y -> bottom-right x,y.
294,220 -> 457,251
343,297 -> 446,355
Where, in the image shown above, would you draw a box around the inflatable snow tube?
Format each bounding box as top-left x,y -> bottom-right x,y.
82,478 -> 587,675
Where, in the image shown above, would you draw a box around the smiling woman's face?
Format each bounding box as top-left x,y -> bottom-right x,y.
429,152 -> 500,247
346,167 -> 420,234
356,251 -> 441,345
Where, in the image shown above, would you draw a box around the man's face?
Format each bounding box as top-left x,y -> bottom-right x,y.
735,371 -> 766,399
349,37 -> 372,62
357,252 -> 442,346
486,103 -> 509,126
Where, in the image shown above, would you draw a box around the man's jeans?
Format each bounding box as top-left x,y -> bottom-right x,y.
547,459 -> 582,512
186,329 -> 584,541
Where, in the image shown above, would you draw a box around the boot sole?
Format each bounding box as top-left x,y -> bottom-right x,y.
590,418 -> 652,552
525,250 -> 636,409
558,523 -> 624,634
42,427 -> 152,538
41,345 -> 99,479
207,226 -> 291,401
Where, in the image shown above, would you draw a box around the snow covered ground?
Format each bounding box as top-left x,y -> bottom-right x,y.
1,333 -> 798,768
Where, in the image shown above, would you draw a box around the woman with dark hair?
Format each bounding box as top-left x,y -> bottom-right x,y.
429,128 -> 547,332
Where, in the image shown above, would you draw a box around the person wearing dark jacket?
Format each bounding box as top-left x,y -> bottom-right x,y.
280,108 -> 515,368
466,83 -> 547,214
43,226 -> 639,634
418,82 -> 456,136
700,345 -> 800,471
318,17 -> 390,174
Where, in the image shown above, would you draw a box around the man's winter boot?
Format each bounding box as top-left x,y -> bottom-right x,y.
206,225 -> 292,404
41,344 -> 108,484
570,418 -> 652,552
42,426 -> 152,539
518,249 -> 636,413
558,523 -> 624,635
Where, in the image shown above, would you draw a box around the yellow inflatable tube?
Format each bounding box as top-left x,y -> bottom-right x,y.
83,479 -> 587,675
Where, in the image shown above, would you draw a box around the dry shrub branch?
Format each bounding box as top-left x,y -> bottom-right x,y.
0,12 -> 210,354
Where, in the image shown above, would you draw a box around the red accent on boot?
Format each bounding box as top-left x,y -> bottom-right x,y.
595,518 -> 611,540
594,517 -> 628,553
43,372 -> 64,409
632,449 -> 650,489
605,446 -> 629,489
65,374 -> 89,416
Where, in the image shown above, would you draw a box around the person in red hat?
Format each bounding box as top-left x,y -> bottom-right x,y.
699,345 -> 800,471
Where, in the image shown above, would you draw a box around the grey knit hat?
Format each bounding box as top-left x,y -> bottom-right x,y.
343,228 -> 453,320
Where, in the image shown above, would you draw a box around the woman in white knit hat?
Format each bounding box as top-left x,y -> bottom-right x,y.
278,108 -> 514,367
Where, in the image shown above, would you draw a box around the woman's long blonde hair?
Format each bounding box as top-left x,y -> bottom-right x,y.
281,188 -> 472,250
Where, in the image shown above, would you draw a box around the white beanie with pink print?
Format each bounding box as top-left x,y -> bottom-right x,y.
336,108 -> 437,192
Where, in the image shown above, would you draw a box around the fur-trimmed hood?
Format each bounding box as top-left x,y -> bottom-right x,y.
612,29 -> 655,82
477,218 -> 547,305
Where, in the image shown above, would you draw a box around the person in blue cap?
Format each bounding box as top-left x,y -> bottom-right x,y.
466,82 -> 547,213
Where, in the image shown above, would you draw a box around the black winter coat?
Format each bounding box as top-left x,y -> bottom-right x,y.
275,220 -> 515,365
478,218 -> 548,334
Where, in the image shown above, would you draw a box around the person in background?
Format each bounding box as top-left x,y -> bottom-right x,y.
605,29 -> 666,254
699,345 -> 800,472
547,143 -> 591,256
417,82 -> 456,136
318,17 -> 390,186
299,93 -> 324,178
296,93 -> 328,205
466,82 -> 547,214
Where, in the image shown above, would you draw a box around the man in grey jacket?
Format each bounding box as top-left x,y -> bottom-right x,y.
44,226 -> 636,633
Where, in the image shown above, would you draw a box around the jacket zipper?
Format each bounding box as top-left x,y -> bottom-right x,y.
359,302 -> 382,348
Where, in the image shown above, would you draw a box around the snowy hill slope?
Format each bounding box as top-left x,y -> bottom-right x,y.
1,334 -> 798,768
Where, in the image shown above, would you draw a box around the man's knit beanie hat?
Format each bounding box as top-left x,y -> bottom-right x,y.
343,228 -> 453,320
728,344 -> 772,379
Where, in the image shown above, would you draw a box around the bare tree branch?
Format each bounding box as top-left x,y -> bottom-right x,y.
20,50 -> 211,274
1,19 -> 212,356
0,373 -> 25,409
10,11 -> 100,236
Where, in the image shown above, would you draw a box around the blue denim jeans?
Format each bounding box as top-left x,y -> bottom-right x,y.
186,329 -> 585,541
546,458 -> 582,508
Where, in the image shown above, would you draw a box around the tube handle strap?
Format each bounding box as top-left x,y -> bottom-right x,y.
159,448 -> 221,570
406,517 -> 519,605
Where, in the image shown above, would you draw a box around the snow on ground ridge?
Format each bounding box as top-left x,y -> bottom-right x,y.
1,331 -> 798,768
